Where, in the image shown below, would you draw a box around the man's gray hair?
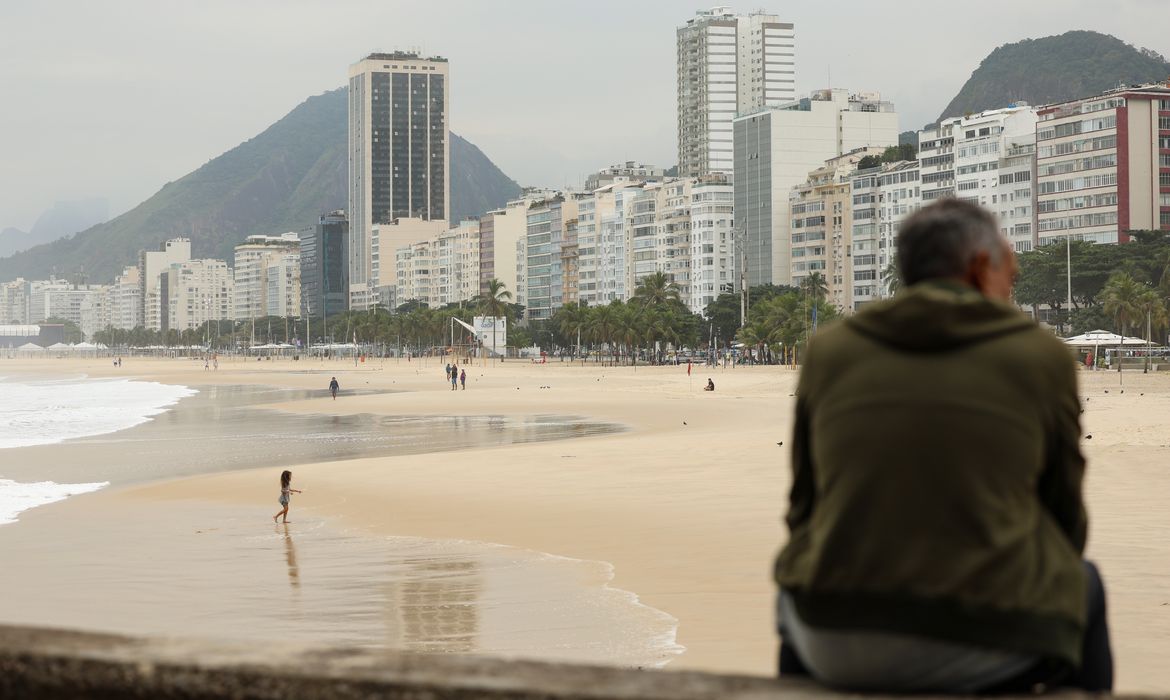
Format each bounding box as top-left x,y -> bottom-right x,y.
895,198 -> 1006,286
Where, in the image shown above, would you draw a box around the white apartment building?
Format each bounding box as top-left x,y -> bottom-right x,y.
688,176 -> 735,313
370,217 -> 448,308
584,162 -> 666,191
577,183 -> 640,307
875,160 -> 923,294
27,279 -> 99,326
348,52 -> 450,310
998,138 -> 1038,252
918,105 -> 1039,249
435,219 -> 481,306
0,279 -> 30,324
265,255 -> 300,318
163,259 -> 234,331
233,233 -> 299,321
849,168 -> 883,309
394,240 -> 433,307
677,7 -> 796,178
138,238 -> 191,331
79,286 -> 112,340
1036,83 -> 1170,246
392,219 -> 480,309
111,266 -> 142,330
734,89 -> 899,287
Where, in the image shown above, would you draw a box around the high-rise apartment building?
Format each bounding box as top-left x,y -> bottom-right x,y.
525,195 -> 580,321
300,211 -> 349,320
734,89 -> 899,287
348,52 -> 450,309
0,279 -> 30,324
1036,83 -> 1170,246
138,238 -> 191,331
233,233 -> 299,321
677,7 -> 795,178
162,259 -> 234,331
111,266 -> 142,330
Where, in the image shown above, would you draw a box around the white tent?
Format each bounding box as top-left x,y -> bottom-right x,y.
47,342 -> 70,350
1063,330 -> 1148,347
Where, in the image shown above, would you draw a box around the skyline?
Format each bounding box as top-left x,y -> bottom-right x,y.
3,0 -> 1170,233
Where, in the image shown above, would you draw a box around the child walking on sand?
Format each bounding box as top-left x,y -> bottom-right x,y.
273,470 -> 302,523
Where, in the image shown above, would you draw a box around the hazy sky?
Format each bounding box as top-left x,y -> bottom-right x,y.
2,0 -> 1169,232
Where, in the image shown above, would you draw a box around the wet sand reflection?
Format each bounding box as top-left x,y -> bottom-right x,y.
384,559 -> 480,653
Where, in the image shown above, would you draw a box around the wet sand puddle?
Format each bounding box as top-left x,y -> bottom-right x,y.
0,384 -> 622,486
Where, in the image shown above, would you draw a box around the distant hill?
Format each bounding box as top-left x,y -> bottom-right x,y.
0,198 -> 108,258
938,31 -> 1170,123
0,88 -> 521,283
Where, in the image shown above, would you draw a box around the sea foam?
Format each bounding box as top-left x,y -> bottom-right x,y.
0,377 -> 196,449
0,479 -> 108,525
0,376 -> 196,525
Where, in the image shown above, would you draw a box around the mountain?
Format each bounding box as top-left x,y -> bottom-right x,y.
0,88 -> 521,283
0,198 -> 109,258
938,31 -> 1170,123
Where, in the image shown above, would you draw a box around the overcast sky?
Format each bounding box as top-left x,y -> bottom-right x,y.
2,0 -> 1169,232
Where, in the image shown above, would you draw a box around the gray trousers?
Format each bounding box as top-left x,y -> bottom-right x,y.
776,591 -> 1037,693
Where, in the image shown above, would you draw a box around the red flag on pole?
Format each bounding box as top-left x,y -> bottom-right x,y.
687,361 -> 692,376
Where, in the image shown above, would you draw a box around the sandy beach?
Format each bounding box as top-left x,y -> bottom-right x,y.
1,355 -> 1168,691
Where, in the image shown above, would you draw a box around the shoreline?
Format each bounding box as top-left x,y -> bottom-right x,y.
2,358 -> 1169,689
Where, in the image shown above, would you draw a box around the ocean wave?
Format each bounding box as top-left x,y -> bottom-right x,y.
0,478 -> 108,525
0,377 -> 197,449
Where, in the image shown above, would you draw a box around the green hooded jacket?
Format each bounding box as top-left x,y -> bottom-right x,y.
774,280 -> 1088,665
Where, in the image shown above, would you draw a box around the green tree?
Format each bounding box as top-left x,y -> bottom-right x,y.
1100,272 -> 1145,337
632,272 -> 682,309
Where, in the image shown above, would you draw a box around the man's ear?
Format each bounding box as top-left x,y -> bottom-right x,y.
964,251 -> 991,293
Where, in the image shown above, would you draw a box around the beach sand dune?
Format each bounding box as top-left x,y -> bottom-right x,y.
0,357 -> 1167,691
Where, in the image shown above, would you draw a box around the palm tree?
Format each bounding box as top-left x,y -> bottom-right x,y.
1101,272 -> 1145,371
474,278 -> 512,357
799,272 -> 829,300
632,272 -> 682,309
587,303 -> 620,365
882,261 -> 902,296
553,302 -> 589,360
1100,272 -> 1144,337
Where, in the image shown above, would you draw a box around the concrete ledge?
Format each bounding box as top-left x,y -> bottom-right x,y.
0,624 -> 1142,699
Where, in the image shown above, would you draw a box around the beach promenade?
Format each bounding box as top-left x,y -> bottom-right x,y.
0,355 -> 1167,692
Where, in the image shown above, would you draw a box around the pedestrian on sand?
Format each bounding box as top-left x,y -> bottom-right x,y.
775,198 -> 1111,693
445,363 -> 452,381
460,368 -> 466,390
329,376 -> 339,400
273,470 -> 302,523
450,363 -> 458,391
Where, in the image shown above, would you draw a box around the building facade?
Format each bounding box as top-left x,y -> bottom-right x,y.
233,233 -> 300,321
163,259 -> 234,331
1036,83 -> 1170,246
138,238 -> 191,331
734,89 -> 899,287
0,279 -> 30,324
348,52 -> 450,309
300,211 -> 349,320
677,7 -> 795,178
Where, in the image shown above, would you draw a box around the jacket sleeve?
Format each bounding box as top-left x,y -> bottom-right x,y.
785,366 -> 816,534
1037,359 -> 1088,553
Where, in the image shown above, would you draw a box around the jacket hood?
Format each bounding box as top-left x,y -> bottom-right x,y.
846,280 -> 1036,352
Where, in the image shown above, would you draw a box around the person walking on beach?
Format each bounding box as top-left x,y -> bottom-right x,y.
328,376 -> 339,400
273,470 -> 302,523
774,199 -> 1112,693
459,368 -> 466,390
445,363 -> 452,382
450,363 -> 458,391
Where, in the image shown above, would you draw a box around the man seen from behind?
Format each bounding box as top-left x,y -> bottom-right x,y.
774,198 -> 1112,693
